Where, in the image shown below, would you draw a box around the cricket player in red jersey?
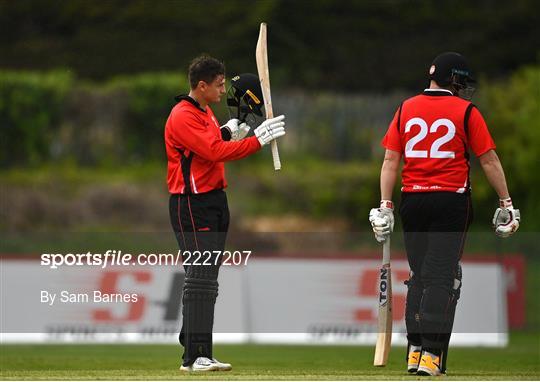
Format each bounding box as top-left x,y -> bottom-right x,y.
369,52 -> 520,376
165,55 -> 285,372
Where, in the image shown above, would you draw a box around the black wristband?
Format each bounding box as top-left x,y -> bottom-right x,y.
221,127 -> 232,141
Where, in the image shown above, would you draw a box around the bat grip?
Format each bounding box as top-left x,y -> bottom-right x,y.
382,237 -> 391,265
271,140 -> 281,170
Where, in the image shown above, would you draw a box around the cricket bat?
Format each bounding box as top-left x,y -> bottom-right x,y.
373,238 -> 392,366
255,22 -> 281,171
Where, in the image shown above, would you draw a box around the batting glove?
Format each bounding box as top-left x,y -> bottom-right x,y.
221,118 -> 251,141
492,198 -> 520,238
254,115 -> 286,146
369,200 -> 394,243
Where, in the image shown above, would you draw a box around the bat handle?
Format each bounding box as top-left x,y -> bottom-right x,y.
271,140 -> 281,170
382,237 -> 391,265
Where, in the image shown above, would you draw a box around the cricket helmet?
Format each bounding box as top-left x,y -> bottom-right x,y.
227,73 -> 263,120
429,52 -> 476,100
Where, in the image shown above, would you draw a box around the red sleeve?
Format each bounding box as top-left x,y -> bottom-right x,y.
169,109 -> 261,162
468,106 -> 496,157
381,106 -> 402,152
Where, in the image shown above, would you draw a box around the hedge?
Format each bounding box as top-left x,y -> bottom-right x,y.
0,70 -> 73,167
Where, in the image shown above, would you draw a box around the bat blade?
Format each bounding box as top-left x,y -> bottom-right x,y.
374,239 -> 392,366
255,22 -> 281,171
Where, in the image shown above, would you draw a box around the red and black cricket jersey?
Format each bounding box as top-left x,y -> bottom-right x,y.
165,96 -> 261,194
382,89 -> 496,193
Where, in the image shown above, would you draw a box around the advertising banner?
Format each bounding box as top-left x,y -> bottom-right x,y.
0,257 -> 508,346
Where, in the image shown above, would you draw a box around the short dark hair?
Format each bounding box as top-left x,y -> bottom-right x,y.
188,55 -> 225,89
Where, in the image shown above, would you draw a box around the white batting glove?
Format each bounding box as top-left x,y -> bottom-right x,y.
492,198 -> 520,238
369,200 -> 394,243
221,119 -> 251,141
254,115 -> 286,146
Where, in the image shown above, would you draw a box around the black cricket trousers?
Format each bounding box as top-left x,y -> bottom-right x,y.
169,189 -> 230,366
399,191 -> 472,358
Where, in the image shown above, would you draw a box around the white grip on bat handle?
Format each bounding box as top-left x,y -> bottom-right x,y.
271,140 -> 281,170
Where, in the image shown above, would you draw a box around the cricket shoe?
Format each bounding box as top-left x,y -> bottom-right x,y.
407,345 -> 422,373
179,357 -> 220,372
212,358 -> 232,371
416,351 -> 443,376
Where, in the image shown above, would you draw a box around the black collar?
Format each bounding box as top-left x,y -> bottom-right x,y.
422,89 -> 455,97
174,94 -> 206,112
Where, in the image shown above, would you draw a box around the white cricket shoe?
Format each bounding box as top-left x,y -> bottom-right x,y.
212,358 -> 232,371
179,357 -> 220,372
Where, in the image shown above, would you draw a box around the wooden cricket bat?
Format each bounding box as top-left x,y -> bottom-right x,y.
374,238 -> 392,366
256,22 -> 281,171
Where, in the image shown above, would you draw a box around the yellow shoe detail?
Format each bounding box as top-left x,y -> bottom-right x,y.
407,351 -> 421,372
417,352 -> 442,376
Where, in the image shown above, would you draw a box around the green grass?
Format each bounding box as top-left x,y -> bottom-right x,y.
1,332 -> 538,380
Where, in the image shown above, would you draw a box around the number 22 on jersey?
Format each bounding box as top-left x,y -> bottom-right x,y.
404,117 -> 456,159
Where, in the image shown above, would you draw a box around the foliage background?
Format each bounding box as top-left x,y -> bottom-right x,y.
0,0 -> 538,233
1,0 -> 538,89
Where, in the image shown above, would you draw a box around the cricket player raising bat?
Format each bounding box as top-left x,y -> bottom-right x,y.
369,52 -> 520,376
164,55 -> 285,372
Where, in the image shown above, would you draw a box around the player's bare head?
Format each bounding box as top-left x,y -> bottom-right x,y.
188,55 -> 225,89
429,52 -> 476,100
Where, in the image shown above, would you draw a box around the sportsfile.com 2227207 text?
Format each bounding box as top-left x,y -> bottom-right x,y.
40,250 -> 252,269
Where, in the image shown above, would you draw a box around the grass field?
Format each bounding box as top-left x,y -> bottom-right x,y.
1,332 -> 538,380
